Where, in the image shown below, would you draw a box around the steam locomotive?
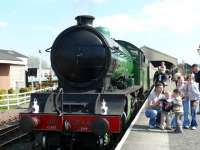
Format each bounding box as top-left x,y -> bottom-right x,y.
20,15 -> 153,149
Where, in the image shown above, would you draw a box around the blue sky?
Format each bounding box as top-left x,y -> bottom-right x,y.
0,0 -> 200,65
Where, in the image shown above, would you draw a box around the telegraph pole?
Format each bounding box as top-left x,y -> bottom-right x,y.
39,50 -> 42,89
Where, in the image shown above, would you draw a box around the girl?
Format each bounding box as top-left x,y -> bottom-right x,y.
177,75 -> 190,128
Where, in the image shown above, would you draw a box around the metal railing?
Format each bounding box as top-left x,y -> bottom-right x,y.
0,87 -> 53,110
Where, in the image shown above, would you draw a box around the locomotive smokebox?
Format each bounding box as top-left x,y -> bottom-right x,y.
75,15 -> 95,26
51,15 -> 111,90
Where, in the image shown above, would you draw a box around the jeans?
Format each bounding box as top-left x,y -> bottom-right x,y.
171,99 -> 189,128
160,111 -> 171,127
183,99 -> 190,127
145,109 -> 160,127
175,112 -> 183,131
191,100 -> 199,127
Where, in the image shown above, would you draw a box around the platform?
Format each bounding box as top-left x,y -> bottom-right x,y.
115,82 -> 200,150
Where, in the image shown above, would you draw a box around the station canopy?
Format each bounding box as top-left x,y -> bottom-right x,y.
141,46 -> 178,69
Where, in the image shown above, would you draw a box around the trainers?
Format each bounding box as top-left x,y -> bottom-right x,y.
183,125 -> 189,129
166,126 -> 173,130
191,126 -> 197,130
163,82 -> 168,86
159,125 -> 165,130
149,125 -> 155,129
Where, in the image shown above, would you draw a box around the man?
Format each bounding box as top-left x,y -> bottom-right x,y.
153,67 -> 168,86
145,82 -> 165,128
191,64 -> 200,113
191,64 -> 200,90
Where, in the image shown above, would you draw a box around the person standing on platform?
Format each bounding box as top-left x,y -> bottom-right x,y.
176,75 -> 190,128
186,73 -> 200,130
159,61 -> 167,73
171,89 -> 184,133
145,82 -> 165,128
191,64 -> 200,113
153,62 -> 168,85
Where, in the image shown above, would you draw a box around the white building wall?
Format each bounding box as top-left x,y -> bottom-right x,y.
10,65 -> 26,89
17,57 -> 28,71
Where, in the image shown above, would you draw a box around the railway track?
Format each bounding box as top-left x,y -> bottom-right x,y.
0,122 -> 30,149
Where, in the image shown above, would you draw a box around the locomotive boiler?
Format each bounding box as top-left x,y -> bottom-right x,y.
20,15 -> 150,149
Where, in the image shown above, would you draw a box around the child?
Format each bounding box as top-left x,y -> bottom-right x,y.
176,75 -> 190,128
171,89 -> 183,133
186,73 -> 200,130
159,91 -> 173,130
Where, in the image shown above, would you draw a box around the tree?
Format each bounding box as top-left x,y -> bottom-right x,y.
28,56 -> 49,68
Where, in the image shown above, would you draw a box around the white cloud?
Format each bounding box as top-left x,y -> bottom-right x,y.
0,21 -> 7,28
95,0 -> 200,33
74,0 -> 107,4
143,0 -> 200,32
89,0 -> 107,4
95,14 -> 148,33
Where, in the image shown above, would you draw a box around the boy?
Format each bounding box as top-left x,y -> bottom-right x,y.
171,89 -> 183,133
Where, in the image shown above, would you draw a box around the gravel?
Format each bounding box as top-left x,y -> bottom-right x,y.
0,109 -> 26,126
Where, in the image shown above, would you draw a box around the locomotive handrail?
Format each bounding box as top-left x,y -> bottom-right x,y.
54,88 -> 63,115
45,47 -> 51,52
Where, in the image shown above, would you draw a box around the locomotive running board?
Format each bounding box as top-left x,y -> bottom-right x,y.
19,113 -> 122,133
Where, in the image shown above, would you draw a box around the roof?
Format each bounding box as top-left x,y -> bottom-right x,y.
0,49 -> 28,65
140,46 -> 178,66
0,49 -> 28,59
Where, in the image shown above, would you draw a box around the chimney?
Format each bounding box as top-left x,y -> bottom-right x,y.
75,15 -> 95,26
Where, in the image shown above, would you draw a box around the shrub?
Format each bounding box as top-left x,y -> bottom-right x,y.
8,88 -> 15,94
0,89 -> 7,94
19,87 -> 29,93
0,89 -> 7,99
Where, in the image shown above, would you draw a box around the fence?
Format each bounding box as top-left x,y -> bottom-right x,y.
0,87 -> 53,110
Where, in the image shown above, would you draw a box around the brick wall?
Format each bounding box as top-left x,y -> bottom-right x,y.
0,64 -> 10,89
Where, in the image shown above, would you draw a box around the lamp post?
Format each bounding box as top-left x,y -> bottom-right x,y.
39,50 -> 42,89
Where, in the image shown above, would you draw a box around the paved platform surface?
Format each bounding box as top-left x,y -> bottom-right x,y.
116,82 -> 200,150
119,111 -> 200,150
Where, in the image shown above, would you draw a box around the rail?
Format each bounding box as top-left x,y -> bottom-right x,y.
0,122 -> 30,149
0,87 -> 54,110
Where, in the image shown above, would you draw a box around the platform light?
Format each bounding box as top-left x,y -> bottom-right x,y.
32,98 -> 39,113
101,99 -> 108,115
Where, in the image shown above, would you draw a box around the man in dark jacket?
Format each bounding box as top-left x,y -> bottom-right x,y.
192,64 -> 200,90
153,69 -> 168,86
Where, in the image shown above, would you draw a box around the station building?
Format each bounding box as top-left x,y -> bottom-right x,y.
0,49 -> 28,89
